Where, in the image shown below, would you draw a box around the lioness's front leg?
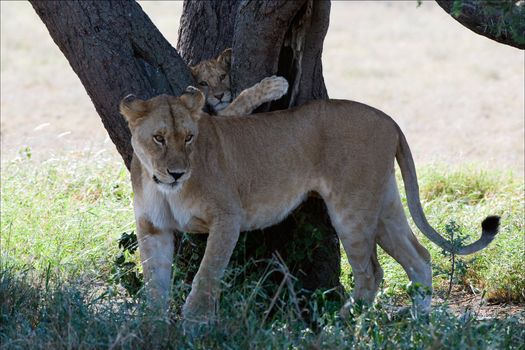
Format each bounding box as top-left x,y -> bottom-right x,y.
218,76 -> 288,116
182,216 -> 240,323
136,217 -> 175,311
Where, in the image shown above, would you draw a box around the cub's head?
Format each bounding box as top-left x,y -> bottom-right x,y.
190,48 -> 232,113
120,88 -> 205,190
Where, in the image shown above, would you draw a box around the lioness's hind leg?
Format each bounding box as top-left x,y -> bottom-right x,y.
377,222 -> 432,312
377,178 -> 432,312
326,206 -> 382,304
370,244 -> 384,294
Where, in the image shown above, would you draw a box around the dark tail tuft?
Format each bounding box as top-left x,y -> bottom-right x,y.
481,215 -> 500,236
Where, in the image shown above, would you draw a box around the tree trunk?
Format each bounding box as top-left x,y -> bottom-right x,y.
177,0 -> 341,293
30,0 -> 194,169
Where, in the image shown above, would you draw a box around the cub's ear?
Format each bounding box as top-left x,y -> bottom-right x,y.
217,48 -> 232,68
120,94 -> 149,125
189,65 -> 198,79
180,86 -> 205,114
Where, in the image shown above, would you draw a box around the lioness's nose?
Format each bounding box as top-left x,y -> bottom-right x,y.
168,170 -> 185,181
215,92 -> 224,100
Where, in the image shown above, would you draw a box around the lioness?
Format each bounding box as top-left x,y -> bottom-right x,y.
120,88 -> 499,324
190,48 -> 288,116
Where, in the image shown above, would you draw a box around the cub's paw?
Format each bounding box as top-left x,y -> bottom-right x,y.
257,75 -> 289,101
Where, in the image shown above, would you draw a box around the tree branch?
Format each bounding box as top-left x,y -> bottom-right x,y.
435,0 -> 525,50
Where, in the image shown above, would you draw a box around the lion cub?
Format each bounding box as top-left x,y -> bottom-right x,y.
190,48 -> 288,116
120,88 -> 499,325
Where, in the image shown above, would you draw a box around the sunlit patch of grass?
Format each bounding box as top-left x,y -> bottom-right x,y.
414,166 -> 524,303
419,166 -> 504,205
1,154 -> 134,278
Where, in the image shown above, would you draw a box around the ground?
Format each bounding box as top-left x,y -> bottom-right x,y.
445,288 -> 524,323
1,0 -> 523,339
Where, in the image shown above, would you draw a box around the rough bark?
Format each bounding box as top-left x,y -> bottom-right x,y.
435,0 -> 524,50
178,0 -> 341,293
232,0 -> 330,107
177,0 -> 241,65
30,0 -> 194,168
230,1 -> 307,96
293,0 -> 331,105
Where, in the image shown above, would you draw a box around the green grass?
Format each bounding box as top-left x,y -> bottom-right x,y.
1,154 -> 133,278
1,154 -> 524,349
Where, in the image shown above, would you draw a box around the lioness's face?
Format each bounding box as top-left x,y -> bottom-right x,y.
120,90 -> 205,190
190,48 -> 232,113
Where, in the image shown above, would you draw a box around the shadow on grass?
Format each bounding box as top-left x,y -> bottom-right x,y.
1,262 -> 524,350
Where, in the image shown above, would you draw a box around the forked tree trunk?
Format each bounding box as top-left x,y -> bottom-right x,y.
31,0 -> 341,294
177,0 -> 341,292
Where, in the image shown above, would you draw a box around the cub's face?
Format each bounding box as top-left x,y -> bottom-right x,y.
190,48 -> 232,113
120,89 -> 205,191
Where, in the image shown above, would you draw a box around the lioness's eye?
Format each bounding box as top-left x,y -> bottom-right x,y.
185,134 -> 194,144
198,81 -> 208,87
153,135 -> 165,144
220,74 -> 227,81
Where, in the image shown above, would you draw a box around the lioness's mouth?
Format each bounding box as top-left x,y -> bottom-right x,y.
152,175 -> 177,187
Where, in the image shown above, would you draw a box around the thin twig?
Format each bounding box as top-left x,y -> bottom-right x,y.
260,252 -> 301,327
261,274 -> 287,326
446,229 -> 456,299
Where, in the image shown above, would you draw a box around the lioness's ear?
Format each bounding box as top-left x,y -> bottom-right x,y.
120,94 -> 149,125
217,48 -> 232,68
180,86 -> 205,114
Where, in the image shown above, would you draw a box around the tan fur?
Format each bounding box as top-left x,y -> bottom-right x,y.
120,92 -> 499,324
190,48 -> 288,116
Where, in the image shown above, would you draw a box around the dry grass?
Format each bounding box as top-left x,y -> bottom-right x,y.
1,2 -> 523,173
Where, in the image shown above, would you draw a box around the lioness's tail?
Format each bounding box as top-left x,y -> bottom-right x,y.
395,125 -> 500,255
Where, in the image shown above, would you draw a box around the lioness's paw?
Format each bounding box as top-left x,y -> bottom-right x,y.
182,317 -> 213,337
182,292 -> 216,326
258,76 -> 289,101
